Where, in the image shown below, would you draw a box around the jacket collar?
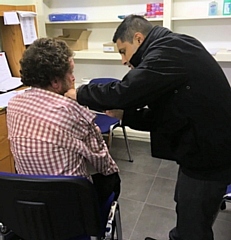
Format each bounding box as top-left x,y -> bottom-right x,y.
130,25 -> 172,68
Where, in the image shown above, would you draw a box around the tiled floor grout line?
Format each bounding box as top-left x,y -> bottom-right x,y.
127,201 -> 145,240
143,160 -> 163,203
128,160 -> 163,239
122,161 -> 162,240
127,164 -> 161,240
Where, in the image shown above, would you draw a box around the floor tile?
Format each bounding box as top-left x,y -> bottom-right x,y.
146,177 -> 176,210
213,218 -> 231,240
130,204 -> 176,240
119,170 -> 155,202
112,138 -> 231,240
117,155 -> 161,176
128,139 -> 151,154
119,197 -> 144,240
217,202 -> 231,222
157,159 -> 179,180
110,137 -> 151,162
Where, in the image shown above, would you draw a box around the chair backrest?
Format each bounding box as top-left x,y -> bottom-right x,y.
0,172 -> 102,240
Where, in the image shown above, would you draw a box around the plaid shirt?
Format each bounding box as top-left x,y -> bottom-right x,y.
7,88 -> 119,181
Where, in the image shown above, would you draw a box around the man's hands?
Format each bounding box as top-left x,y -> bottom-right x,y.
105,109 -> 124,120
65,89 -> 77,100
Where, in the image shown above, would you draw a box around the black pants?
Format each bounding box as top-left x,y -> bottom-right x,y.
169,169 -> 229,240
91,172 -> 121,203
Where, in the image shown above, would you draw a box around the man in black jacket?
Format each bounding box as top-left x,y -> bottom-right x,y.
65,15 -> 231,240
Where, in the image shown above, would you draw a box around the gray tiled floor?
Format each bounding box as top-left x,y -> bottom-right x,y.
110,138 -> 231,240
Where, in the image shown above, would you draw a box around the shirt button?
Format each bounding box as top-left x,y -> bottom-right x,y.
186,86 -> 190,90
174,90 -> 178,93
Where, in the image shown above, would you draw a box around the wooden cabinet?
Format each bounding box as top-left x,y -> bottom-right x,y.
0,4 -> 36,77
0,110 -> 15,173
0,4 -> 37,172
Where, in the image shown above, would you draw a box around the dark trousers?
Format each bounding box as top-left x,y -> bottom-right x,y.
169,169 -> 229,240
91,172 -> 121,203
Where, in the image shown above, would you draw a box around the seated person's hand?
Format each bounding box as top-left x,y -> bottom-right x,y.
105,109 -> 124,120
65,89 -> 77,100
94,124 -> 101,133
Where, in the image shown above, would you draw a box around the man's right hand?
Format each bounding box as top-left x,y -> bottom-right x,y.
65,89 -> 77,100
105,110 -> 124,120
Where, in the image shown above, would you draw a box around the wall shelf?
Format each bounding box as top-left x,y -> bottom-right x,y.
172,15 -> 231,21
72,49 -> 231,62
45,17 -> 163,25
73,49 -> 121,60
214,50 -> 231,62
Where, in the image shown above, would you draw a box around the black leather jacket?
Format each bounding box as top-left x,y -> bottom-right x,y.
77,26 -> 231,180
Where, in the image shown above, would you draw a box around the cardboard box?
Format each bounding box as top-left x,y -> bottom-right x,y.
103,42 -> 118,53
56,29 -> 91,51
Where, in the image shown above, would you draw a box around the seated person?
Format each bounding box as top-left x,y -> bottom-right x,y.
7,38 -> 120,202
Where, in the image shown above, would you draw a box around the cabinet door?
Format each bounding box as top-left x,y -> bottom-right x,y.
0,156 -> 13,173
0,138 -> 9,160
0,111 -> 14,173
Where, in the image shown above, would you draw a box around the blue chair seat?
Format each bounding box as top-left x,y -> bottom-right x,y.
95,114 -> 119,134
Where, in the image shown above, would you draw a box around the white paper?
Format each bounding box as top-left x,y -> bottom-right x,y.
0,52 -> 22,92
17,11 -> 37,18
0,89 -> 27,108
0,77 -> 23,92
0,52 -> 12,79
18,11 -> 37,45
3,12 -> 20,25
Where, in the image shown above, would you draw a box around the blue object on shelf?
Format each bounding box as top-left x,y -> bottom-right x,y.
208,1 -> 218,16
117,15 -> 127,19
49,13 -> 87,22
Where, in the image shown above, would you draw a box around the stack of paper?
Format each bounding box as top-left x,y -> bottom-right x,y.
0,89 -> 29,109
0,52 -> 22,92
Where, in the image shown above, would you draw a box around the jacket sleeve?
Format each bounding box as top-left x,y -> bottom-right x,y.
77,54 -> 187,111
122,107 -> 156,131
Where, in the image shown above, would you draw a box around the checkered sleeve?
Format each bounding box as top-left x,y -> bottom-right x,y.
71,106 -> 119,175
83,122 -> 119,175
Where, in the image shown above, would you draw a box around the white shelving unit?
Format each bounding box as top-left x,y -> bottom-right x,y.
171,15 -> 231,20
36,0 -> 231,63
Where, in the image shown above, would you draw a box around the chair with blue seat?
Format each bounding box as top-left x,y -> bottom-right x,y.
0,172 -> 122,240
90,78 -> 133,162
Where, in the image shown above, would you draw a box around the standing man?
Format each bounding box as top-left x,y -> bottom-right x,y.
7,38 -> 120,203
65,15 -> 231,240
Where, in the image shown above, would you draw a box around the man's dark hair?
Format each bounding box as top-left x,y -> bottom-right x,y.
113,15 -> 153,44
20,38 -> 73,87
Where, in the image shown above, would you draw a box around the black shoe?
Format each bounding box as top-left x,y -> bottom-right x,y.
145,238 -> 157,240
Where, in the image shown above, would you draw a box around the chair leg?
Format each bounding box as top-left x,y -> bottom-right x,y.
220,200 -> 226,210
121,126 -> 133,162
114,204 -> 122,240
107,128 -> 113,151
